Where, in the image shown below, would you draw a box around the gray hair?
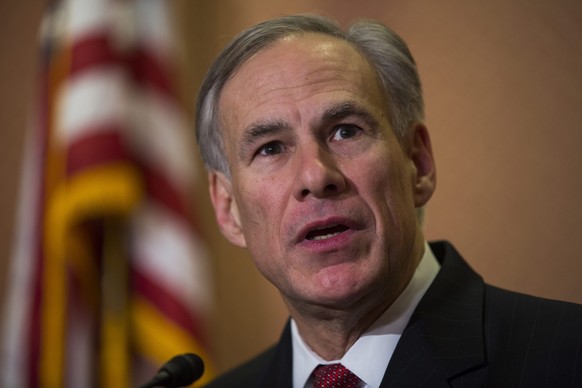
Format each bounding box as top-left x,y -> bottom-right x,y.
195,15 -> 424,176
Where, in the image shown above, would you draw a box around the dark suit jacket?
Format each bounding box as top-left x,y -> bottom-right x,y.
207,241 -> 582,387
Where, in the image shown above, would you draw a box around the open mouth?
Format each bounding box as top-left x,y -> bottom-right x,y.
305,224 -> 349,241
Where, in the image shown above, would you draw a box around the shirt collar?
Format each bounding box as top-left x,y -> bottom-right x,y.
291,242 -> 440,388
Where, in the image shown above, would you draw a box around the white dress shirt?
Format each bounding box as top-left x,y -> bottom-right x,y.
291,243 -> 441,388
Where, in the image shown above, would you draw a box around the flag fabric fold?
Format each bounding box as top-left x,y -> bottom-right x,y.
1,1 -> 214,386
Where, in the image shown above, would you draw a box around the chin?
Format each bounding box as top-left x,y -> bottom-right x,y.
312,281 -> 373,309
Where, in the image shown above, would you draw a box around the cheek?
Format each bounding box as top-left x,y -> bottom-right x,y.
360,154 -> 416,234
236,181 -> 291,286
236,176 -> 289,244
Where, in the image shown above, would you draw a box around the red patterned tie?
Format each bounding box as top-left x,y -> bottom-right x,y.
312,363 -> 362,388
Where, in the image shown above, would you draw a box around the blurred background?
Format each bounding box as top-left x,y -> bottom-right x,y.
1,0 -> 582,385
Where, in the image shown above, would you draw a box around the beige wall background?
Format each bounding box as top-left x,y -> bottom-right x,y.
2,0 -> 582,376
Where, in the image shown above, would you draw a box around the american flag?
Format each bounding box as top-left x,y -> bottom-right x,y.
1,0 -> 214,386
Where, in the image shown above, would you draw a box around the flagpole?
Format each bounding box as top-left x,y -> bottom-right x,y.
100,216 -> 131,388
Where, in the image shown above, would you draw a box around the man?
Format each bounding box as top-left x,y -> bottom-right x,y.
195,15 -> 582,387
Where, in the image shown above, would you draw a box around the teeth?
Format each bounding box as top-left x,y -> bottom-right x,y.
305,224 -> 349,241
310,231 -> 342,241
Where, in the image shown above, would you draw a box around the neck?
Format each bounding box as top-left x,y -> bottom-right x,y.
287,298 -> 392,360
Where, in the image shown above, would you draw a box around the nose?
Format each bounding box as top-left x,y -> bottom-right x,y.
292,142 -> 347,201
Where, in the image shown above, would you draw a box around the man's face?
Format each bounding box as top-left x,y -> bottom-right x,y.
210,33 -> 435,312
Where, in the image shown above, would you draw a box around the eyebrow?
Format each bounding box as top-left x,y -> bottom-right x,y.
238,119 -> 291,161
321,100 -> 380,128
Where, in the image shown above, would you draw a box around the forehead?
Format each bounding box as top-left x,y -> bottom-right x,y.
218,33 -> 387,142
222,32 -> 381,100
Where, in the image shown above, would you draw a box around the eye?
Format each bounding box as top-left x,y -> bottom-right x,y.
331,124 -> 361,141
256,141 -> 285,156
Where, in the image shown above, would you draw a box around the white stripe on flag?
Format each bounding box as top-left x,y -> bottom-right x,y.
129,90 -> 197,187
57,68 -> 129,144
132,202 -> 213,313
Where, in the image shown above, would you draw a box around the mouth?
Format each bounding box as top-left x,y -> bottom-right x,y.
305,224 -> 350,241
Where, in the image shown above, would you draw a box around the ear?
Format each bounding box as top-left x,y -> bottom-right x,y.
208,171 -> 247,247
408,123 -> 437,207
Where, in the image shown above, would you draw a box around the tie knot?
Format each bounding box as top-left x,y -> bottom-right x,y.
312,363 -> 362,388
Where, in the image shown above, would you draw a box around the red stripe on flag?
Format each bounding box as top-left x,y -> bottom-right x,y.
69,34 -> 179,104
131,268 -> 204,344
66,130 -> 129,175
141,166 -> 201,234
70,33 -> 122,76
132,48 -> 176,102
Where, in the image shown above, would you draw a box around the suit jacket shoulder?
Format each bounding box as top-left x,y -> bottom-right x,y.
384,241 -> 582,387
205,346 -> 277,388
205,321 -> 293,388
483,284 -> 582,387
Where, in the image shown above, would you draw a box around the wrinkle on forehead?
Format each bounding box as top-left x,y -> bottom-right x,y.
224,33 -> 377,102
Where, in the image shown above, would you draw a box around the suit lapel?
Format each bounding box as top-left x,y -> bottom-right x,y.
382,241 -> 488,387
380,321 -> 450,387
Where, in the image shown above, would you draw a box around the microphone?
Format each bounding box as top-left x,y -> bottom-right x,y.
139,353 -> 205,388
